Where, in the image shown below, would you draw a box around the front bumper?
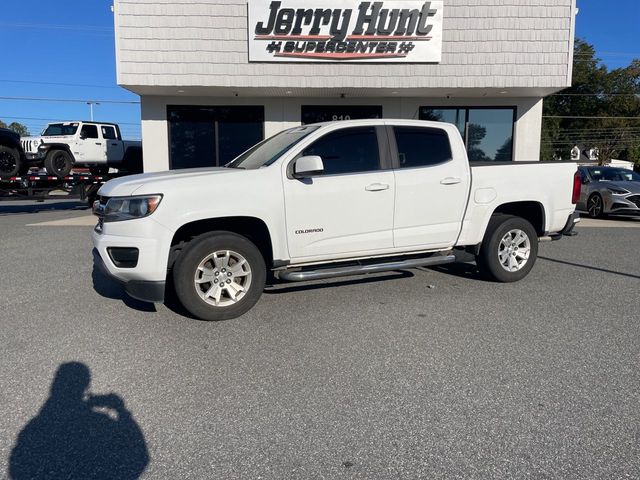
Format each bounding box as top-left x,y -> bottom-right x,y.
605,193 -> 640,215
91,215 -> 173,303
93,248 -> 165,303
25,151 -> 46,162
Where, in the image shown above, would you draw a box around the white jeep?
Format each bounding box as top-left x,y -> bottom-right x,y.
21,121 -> 142,177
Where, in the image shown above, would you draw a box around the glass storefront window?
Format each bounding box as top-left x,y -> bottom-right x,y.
168,106 -> 264,170
419,108 -> 466,139
467,109 -> 514,162
419,107 -> 515,162
301,105 -> 382,124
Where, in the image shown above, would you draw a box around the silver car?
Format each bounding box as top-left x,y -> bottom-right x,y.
577,166 -> 640,218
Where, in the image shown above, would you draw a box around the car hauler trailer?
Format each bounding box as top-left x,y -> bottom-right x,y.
0,172 -> 114,205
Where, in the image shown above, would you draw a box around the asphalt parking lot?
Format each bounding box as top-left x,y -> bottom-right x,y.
1,201 -> 639,479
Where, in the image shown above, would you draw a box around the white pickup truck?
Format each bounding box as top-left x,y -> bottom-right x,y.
92,119 -> 581,321
21,121 -> 142,177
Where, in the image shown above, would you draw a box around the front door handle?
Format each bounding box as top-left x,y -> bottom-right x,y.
95,142 -> 103,146
440,177 -> 462,185
365,183 -> 390,192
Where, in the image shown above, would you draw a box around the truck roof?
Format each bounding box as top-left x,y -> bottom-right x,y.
46,121 -> 121,127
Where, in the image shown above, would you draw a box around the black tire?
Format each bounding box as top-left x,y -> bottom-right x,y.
172,232 -> 266,321
587,193 -> 605,219
476,215 -> 539,283
44,150 -> 73,177
0,145 -> 22,178
90,165 -> 109,176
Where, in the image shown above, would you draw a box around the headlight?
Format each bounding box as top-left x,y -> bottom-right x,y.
607,186 -> 629,195
103,195 -> 163,222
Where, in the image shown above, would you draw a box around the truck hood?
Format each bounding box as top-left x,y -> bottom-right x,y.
98,167 -> 242,196
22,135 -> 74,142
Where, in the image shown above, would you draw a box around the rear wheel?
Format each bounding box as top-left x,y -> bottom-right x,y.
587,193 -> 605,218
476,215 -> 539,282
44,150 -> 73,177
172,232 -> 266,321
0,146 -> 22,178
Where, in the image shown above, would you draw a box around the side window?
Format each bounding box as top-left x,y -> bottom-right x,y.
101,126 -> 117,140
301,127 -> 380,176
394,127 -> 452,168
80,124 -> 99,139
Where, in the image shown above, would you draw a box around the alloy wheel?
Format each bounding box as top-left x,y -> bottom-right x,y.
497,229 -> 531,272
588,195 -> 602,218
193,250 -> 252,307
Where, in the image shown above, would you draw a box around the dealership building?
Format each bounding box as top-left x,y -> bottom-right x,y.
113,0 -> 577,172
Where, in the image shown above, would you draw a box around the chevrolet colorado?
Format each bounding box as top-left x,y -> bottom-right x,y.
92,119 -> 580,321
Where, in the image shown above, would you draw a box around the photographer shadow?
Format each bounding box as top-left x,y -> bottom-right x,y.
9,362 -> 149,480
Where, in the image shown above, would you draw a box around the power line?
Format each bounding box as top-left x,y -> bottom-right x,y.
574,51 -> 640,57
1,116 -> 140,125
0,23 -> 113,32
0,79 -> 122,89
0,96 -> 139,105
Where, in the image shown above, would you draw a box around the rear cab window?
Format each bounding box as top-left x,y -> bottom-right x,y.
393,126 -> 453,168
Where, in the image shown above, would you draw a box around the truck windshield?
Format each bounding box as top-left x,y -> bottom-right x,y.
42,123 -> 79,136
589,168 -> 640,182
226,126 -> 318,170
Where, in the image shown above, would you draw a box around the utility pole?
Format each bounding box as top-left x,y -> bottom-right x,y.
87,101 -> 100,121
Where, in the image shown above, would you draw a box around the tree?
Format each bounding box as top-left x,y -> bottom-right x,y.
0,120 -> 30,136
542,39 -> 640,165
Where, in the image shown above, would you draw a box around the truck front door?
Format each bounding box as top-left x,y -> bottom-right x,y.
283,126 -> 395,260
390,125 -> 470,249
76,124 -> 107,163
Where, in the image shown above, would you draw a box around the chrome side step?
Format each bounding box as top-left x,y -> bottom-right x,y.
275,254 -> 456,282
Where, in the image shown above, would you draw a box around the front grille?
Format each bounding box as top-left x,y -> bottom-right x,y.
628,195 -> 640,208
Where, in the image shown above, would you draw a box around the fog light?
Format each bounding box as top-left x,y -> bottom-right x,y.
107,247 -> 139,268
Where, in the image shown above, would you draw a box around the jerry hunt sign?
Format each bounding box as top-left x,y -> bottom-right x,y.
248,0 -> 443,63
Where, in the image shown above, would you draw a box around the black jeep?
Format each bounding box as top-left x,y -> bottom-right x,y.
0,128 -> 29,178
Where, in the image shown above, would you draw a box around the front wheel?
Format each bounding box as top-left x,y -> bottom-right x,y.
44,150 -> 73,177
587,193 -> 605,219
476,215 -> 539,283
172,232 -> 266,321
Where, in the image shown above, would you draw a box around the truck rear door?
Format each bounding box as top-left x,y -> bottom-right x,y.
101,125 -> 124,163
389,124 -> 470,249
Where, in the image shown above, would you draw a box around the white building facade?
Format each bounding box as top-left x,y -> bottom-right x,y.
114,0 -> 577,172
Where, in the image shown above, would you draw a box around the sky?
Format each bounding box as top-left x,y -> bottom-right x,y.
0,0 -> 638,139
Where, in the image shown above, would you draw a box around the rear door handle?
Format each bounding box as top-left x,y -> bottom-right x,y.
95,142 -> 103,146
365,183 -> 390,192
440,177 -> 462,185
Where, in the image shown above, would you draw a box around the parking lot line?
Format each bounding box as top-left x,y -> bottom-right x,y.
26,215 -> 96,227
577,218 -> 640,228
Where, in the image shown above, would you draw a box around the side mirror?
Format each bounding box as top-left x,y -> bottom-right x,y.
293,155 -> 324,178
79,132 -> 87,140
581,177 -> 590,185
